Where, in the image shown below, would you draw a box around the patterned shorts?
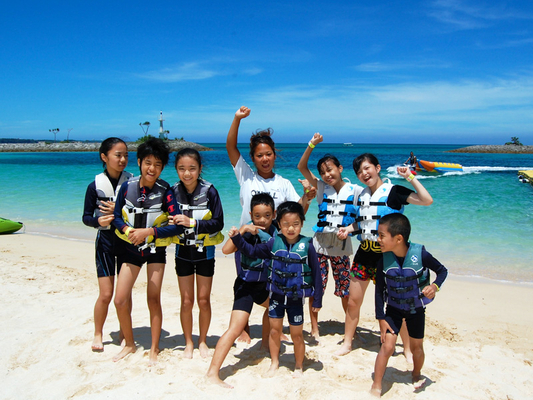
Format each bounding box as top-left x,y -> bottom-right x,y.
318,254 -> 351,298
350,240 -> 382,283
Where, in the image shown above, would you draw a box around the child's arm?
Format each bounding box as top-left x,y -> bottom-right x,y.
222,224 -> 260,254
421,247 -> 448,300
82,182 -> 101,228
297,133 -> 322,189
230,230 -> 273,259
397,166 -> 433,206
337,223 -> 356,239
374,259 -> 394,342
226,106 -> 251,167
308,242 -> 323,311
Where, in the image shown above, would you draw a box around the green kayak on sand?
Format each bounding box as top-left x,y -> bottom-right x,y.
0,218 -> 23,234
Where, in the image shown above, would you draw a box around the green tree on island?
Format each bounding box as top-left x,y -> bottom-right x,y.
505,136 -> 523,146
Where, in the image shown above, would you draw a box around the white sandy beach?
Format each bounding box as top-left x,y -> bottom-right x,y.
1,233 -> 532,399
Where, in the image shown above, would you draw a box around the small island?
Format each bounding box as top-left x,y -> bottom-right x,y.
0,140 -> 212,152
448,145 -> 533,154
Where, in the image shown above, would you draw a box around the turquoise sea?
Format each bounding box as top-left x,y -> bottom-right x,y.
2,143 -> 533,283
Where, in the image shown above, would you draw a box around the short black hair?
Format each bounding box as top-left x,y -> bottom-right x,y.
317,153 -> 341,175
353,153 -> 380,174
250,193 -> 275,212
276,201 -> 305,224
379,213 -> 411,243
99,137 -> 127,167
137,138 -> 170,172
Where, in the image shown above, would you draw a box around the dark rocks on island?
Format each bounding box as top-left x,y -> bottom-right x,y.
0,141 -> 212,152
447,145 -> 533,154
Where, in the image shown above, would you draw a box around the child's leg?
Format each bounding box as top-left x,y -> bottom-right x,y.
177,274 -> 195,358
260,300 -> 270,350
336,277 -> 370,355
410,337 -> 426,389
113,263 -> 141,362
206,309 -> 251,388
371,332 -> 397,395
310,254 -> 329,340
93,275 -> 114,351
399,322 -> 413,362
289,323 -> 305,377
146,262 -> 165,365
196,274 -> 213,358
267,317 -> 283,376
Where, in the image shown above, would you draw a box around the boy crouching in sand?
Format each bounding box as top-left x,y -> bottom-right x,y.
206,193 -> 276,388
371,213 -> 447,397
229,201 -> 323,377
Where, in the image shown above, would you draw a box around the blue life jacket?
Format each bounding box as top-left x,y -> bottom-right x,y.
268,235 -> 314,300
314,181 -> 358,234
383,243 -> 432,314
239,227 -> 274,283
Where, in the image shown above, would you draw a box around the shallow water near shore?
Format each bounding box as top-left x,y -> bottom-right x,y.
2,143 -> 533,282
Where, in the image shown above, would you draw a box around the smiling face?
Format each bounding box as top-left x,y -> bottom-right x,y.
252,143 -> 276,179
176,155 -> 201,193
279,212 -> 303,244
319,160 -> 344,191
138,154 -> 163,188
356,160 -> 382,192
101,142 -> 128,178
377,223 -> 400,253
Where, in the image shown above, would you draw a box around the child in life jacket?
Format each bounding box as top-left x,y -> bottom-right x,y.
371,213 -> 447,397
206,193 -> 276,388
82,137 -> 132,352
229,201 -> 323,378
170,148 -> 224,359
336,153 -> 433,357
112,137 -> 183,365
297,132 -> 363,340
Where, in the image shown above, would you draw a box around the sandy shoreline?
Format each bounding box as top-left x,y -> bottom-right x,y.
1,233 -> 532,399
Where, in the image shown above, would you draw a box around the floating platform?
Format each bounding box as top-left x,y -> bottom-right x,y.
518,170 -> 533,185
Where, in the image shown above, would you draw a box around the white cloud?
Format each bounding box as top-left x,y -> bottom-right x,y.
136,62 -> 219,82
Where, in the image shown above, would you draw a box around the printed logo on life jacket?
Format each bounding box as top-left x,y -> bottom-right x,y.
410,254 -> 419,264
193,192 -> 207,202
298,243 -> 306,251
148,192 -> 163,201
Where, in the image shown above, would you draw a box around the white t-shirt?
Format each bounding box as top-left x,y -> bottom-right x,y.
234,155 -> 300,226
312,179 -> 362,257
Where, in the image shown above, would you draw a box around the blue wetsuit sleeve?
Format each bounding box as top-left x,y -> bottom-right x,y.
195,186 -> 224,234
153,187 -> 184,238
82,181 -> 100,228
231,233 -> 273,260
308,243 -> 323,309
375,258 -> 387,320
112,181 -> 129,232
422,246 -> 448,289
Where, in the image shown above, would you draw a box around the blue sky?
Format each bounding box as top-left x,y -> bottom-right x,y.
1,0 -> 533,144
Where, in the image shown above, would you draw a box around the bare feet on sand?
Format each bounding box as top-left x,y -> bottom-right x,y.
113,345 -> 136,362
199,342 -> 209,359
92,335 -> 104,352
205,374 -> 234,389
370,387 -> 382,397
292,368 -> 303,378
412,375 -> 427,390
263,362 -> 279,378
183,343 -> 194,359
148,348 -> 160,366
334,342 -> 352,356
237,330 -> 251,344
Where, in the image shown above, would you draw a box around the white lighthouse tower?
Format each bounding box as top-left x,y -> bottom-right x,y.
158,111 -> 166,140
